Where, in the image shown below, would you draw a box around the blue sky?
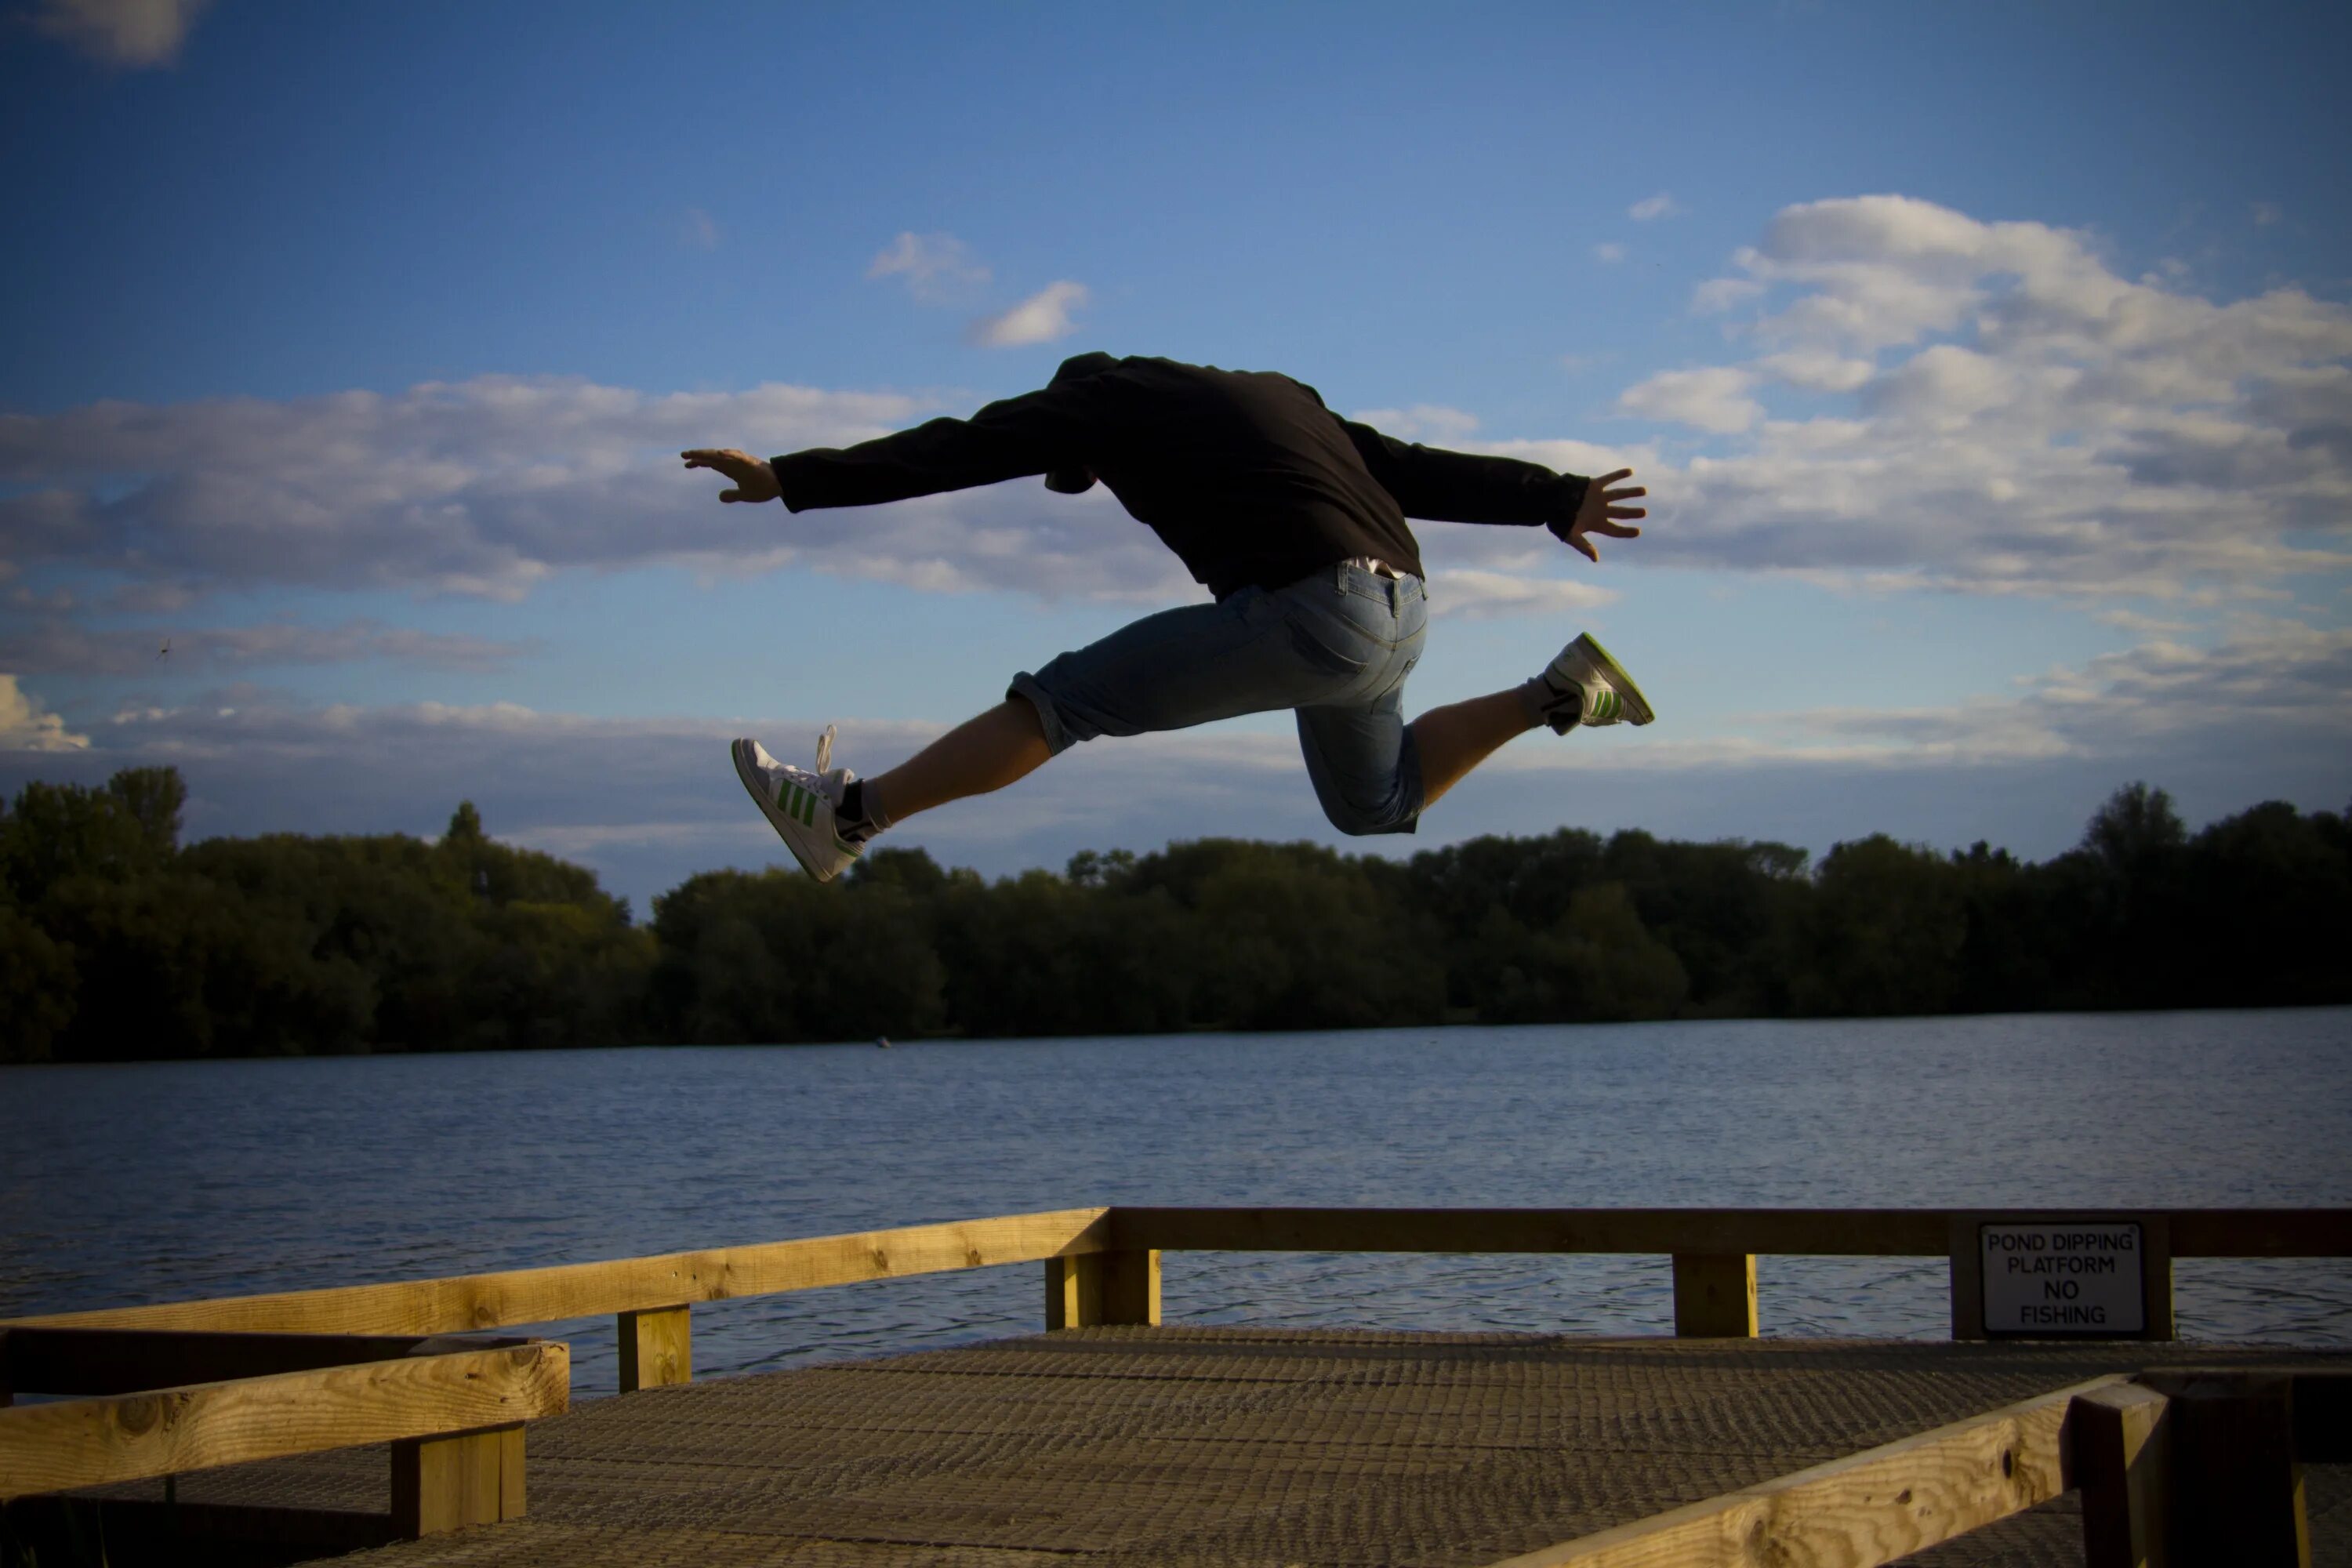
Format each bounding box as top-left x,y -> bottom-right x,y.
3,0 -> 2347,913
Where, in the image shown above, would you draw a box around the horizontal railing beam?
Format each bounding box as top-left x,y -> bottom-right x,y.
0,1340 -> 568,1501
5,1207 -> 1115,1338
0,1327 -> 539,1398
1486,1373 -> 2126,1566
1111,1207 -> 1953,1256
1112,1207 -> 2352,1259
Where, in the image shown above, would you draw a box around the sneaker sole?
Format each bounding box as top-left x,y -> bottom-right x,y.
1573,634 -> 1656,725
733,739 -> 845,883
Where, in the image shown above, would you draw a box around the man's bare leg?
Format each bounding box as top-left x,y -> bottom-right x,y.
867,683 -> 1541,827
1410,687 -> 1541,810
862,698 -> 1053,825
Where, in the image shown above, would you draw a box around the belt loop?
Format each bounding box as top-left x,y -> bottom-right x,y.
1334,562 -> 1346,596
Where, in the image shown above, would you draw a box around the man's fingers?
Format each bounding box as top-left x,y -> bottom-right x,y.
1596,467 -> 1634,485
1595,521 -> 1642,537
1604,484 -> 1647,500
720,488 -> 743,503
1605,506 -> 1646,521
1570,534 -> 1599,562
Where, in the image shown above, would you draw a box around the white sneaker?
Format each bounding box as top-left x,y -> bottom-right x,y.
732,726 -> 861,883
1531,633 -> 1655,735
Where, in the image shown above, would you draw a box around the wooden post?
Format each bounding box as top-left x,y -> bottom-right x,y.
1044,1250 -> 1158,1329
390,1424 -> 524,1537
2140,1215 -> 2176,1340
1671,1253 -> 1756,1338
1101,1249 -> 1160,1326
617,1305 -> 690,1392
1949,1213 -> 1987,1341
2148,1372 -> 2309,1567
2069,1381 -> 2171,1568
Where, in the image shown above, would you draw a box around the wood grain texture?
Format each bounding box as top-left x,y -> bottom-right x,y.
1481,1374 -> 2123,1568
617,1305 -> 691,1392
5,1208 -> 1113,1337
0,1327 -> 537,1396
0,1341 -> 567,1501
392,1424 -> 525,1537
2068,1382 -> 2172,1568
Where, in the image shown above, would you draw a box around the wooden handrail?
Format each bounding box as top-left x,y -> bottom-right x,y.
3,1207 -> 1116,1338
0,1336 -> 566,1503
1109,1206 -> 2352,1258
5,1207 -> 2343,1385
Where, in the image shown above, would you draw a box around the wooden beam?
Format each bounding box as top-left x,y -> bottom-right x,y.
0,1340 -> 567,1501
1044,1254 -> 1099,1331
0,1327 -> 538,1397
1481,1374 -> 2124,1568
1100,1250 -> 1160,1327
1112,1207 -> 1953,1257
2169,1210 -> 2352,1258
5,1208 -> 1113,1338
2143,1370 -> 2310,1566
1671,1254 -> 1756,1338
391,1424 -> 524,1537
2069,1381 -> 2172,1568
617,1305 -> 691,1392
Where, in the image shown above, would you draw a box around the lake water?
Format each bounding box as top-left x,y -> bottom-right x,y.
4,1009 -> 2348,1400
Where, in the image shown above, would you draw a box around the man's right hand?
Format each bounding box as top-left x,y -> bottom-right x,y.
682,448 -> 781,505
1551,467 -> 1646,562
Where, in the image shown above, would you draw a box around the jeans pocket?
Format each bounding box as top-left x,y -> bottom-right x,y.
1284,601 -> 1375,678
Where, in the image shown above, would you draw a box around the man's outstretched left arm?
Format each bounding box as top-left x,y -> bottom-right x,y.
1338,421 -> 1646,563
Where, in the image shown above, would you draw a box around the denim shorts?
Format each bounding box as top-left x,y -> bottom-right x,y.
1010,561 -> 1430,835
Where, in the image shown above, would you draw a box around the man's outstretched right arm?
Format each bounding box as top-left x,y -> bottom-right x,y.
765,387 -> 1094,511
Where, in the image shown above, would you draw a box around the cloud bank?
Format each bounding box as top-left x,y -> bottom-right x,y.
1614,194 -> 2352,598
5,194 -> 2343,628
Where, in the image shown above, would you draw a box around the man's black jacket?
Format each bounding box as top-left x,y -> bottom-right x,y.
770,352 -> 1591,601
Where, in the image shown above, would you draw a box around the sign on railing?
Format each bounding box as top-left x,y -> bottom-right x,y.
1979,1221 -> 2145,1338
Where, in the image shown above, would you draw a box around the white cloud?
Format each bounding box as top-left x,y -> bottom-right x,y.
1754,350 -> 1875,393
866,231 -> 991,305
30,0 -> 207,66
1348,405 -> 1480,442
681,207 -> 720,251
1692,277 -> 1765,314
970,281 -> 1091,348
1629,193 -> 1682,222
0,675 -> 89,751
2252,201 -> 2282,227
1619,193 -> 2352,597
1593,242 -> 1627,264
1426,570 -> 1618,620
1618,367 -> 1763,434
0,619 -> 533,677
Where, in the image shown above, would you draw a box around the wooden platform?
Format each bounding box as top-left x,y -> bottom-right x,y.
68,1328 -> 2352,1566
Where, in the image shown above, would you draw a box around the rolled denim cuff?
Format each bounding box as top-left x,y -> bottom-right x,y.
1007,672 -> 1083,756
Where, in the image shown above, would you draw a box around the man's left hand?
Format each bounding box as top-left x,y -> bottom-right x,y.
1551,467 -> 1646,562
682,448 -> 780,505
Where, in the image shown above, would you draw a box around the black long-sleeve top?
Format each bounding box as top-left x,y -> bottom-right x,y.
770,353 -> 1590,601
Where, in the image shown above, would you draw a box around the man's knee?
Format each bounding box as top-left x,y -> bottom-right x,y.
1315,789 -> 1419,837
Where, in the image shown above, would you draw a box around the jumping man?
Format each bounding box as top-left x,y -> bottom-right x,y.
684,352 -> 1652,882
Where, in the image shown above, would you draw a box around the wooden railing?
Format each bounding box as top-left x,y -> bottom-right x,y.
5,1206 -> 2347,1548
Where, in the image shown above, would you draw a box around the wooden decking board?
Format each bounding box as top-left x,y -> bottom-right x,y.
62,1328 -> 2350,1566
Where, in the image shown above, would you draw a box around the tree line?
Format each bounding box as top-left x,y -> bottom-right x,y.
2,766 -> 2345,1063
